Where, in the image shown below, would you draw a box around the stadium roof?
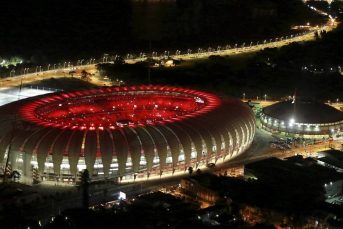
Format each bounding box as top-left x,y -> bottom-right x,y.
0,86 -> 256,178
263,101 -> 343,124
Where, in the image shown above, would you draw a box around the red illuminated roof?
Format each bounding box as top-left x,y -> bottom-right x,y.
19,86 -> 220,130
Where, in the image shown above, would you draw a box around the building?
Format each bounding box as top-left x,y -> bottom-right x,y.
261,100 -> 343,136
0,86 -> 255,184
181,176 -> 220,204
317,149 -> 343,173
244,156 -> 343,199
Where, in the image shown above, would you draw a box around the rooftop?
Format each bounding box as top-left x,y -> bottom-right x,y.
263,100 -> 343,123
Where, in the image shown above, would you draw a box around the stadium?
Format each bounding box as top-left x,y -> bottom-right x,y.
0,86 -> 256,184
261,100 -> 343,136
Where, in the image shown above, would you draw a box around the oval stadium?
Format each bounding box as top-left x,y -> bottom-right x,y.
0,86 -> 256,183
261,100 -> 343,136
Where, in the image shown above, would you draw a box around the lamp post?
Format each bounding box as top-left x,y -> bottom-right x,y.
265,94 -> 267,101
39,66 -> 42,72
257,96 -> 259,101
53,64 -> 56,69
337,98 -> 339,105
243,93 -> 245,100
48,64 -> 50,71
36,66 -> 39,73
64,62 -> 66,68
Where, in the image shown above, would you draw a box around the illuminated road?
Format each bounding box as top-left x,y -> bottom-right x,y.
0,5 -> 336,88
0,65 -> 108,88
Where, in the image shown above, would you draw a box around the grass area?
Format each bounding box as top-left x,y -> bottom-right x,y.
24,77 -> 98,91
169,50 -> 258,72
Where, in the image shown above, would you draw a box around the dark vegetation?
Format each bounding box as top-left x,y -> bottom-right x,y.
24,77 -> 97,91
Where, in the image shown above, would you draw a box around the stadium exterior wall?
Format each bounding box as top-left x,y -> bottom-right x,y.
0,86 -> 256,183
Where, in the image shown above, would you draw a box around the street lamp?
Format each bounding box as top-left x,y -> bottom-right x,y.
265,94 -> 267,101
48,64 -> 50,71
81,59 -> 84,65
53,64 -> 56,69
39,66 -> 42,72
36,66 -> 39,73
64,62 -> 66,68
257,96 -> 259,101
337,98 -> 339,104
243,93 -> 245,100
250,42 -> 253,47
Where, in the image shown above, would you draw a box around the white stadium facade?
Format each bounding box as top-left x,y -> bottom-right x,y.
0,86 -> 256,183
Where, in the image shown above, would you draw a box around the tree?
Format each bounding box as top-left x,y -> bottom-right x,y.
196,169 -> 202,175
188,167 -> 193,175
81,70 -> 91,81
81,169 -> 90,209
314,31 -> 319,40
69,70 -> 76,77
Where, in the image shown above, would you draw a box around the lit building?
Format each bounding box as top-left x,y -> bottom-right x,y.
261,100 -> 343,136
0,86 -> 255,183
